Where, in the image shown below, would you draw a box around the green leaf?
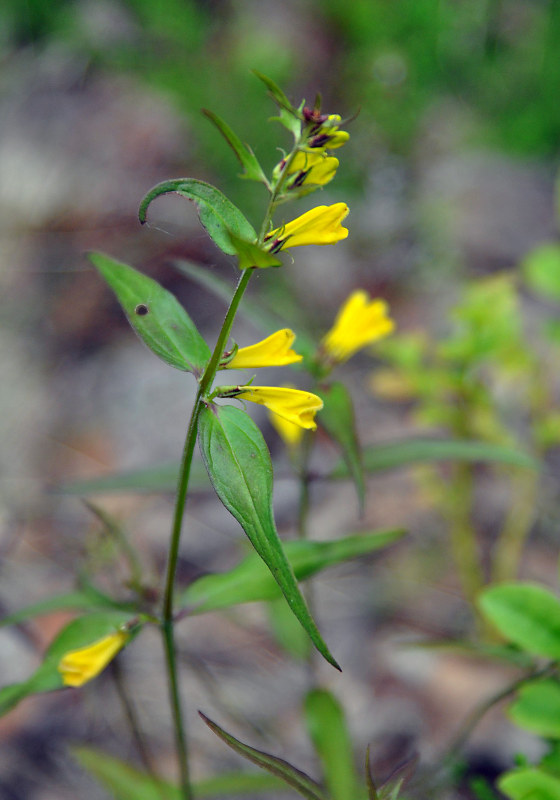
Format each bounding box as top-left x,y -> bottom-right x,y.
202,109 -> 268,183
320,382 -> 365,512
304,689 -> 359,800
478,583 -> 560,658
74,747 -> 285,799
179,529 -> 404,615
138,178 -> 256,256
499,767 -> 560,800
197,404 -> 339,670
522,243 -> 560,301
330,438 -> 538,478
0,586 -> 132,628
90,252 -> 210,376
200,713 -> 328,800
509,680 -> 560,738
0,612 -> 136,717
228,233 -> 282,270
253,71 -> 299,117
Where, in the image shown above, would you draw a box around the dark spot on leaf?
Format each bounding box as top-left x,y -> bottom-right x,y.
135,304 -> 149,316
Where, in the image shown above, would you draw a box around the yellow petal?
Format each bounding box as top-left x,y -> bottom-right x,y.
322,290 -> 395,363
265,203 -> 349,252
235,386 -> 323,430
269,408 -> 305,448
58,630 -> 129,687
225,329 -> 303,369
288,152 -> 339,187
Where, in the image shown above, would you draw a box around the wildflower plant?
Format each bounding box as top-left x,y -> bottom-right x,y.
1,73 -> 552,800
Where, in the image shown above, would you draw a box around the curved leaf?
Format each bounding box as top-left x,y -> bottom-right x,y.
200,713 -> 328,800
138,178 -> 256,256
90,252 -> 210,375
479,583 -> 560,658
202,109 -> 267,183
179,529 -> 405,615
198,404 -> 339,670
0,586 -> 133,628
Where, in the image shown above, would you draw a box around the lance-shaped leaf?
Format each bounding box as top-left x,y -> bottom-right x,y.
0,611 -> 137,717
304,689 -> 360,800
200,713 -> 329,800
0,585 -> 134,628
252,71 -> 301,138
508,679 -> 560,738
499,767 -> 560,800
479,583 -> 560,658
178,529 -> 404,615
330,438 -> 538,478
202,109 -> 268,183
198,404 -> 339,670
90,252 -> 210,376
138,178 -> 257,256
320,382 -> 365,512
73,746 -> 284,799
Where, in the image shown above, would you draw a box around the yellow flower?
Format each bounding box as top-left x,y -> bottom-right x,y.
265,203 -> 349,253
288,152 -> 339,188
58,630 -> 129,687
321,290 -> 395,363
224,329 -> 303,370
269,409 -> 305,448
231,386 -> 323,430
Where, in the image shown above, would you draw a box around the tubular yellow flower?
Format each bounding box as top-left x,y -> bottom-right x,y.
322,290 -> 395,363
58,630 -> 129,687
265,203 -> 349,253
269,409 -> 305,448
233,386 -> 323,430
288,152 -> 339,188
304,111 -> 350,150
225,329 -> 303,370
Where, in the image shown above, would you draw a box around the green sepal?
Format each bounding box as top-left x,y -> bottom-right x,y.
202,109 -> 268,184
138,178 -> 256,256
508,679 -> 560,738
228,232 -> 282,270
200,712 -> 329,800
499,767 -> 560,800
319,382 -> 365,513
0,611 -> 138,717
73,746 -> 284,799
197,403 -> 339,670
178,529 -> 405,615
90,252 -> 210,376
479,582 -> 560,658
304,689 -> 360,800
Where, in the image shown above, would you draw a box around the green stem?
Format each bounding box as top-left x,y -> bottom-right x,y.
160,269 -> 253,799
491,469 -> 538,584
159,127 -> 305,798
442,663 -> 556,767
